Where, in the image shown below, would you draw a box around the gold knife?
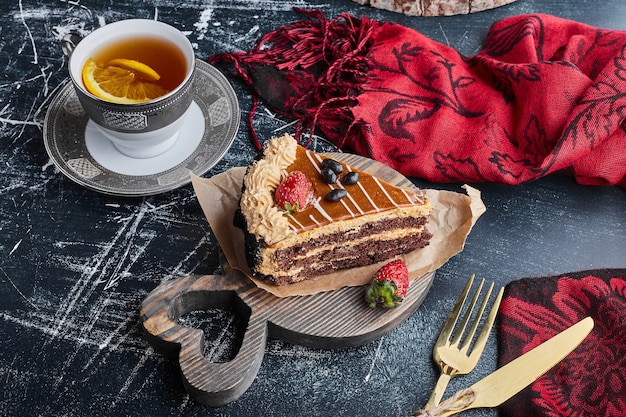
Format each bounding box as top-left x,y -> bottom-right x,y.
418,316 -> 594,417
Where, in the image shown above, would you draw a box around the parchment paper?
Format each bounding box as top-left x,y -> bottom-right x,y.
191,167 -> 484,297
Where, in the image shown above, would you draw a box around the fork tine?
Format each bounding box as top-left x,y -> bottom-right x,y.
468,286 -> 504,361
450,278 -> 485,347
435,274 -> 475,345
458,281 -> 493,354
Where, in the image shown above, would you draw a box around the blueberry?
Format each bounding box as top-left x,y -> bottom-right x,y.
341,171 -> 359,185
321,167 -> 337,184
325,189 -> 347,201
321,158 -> 343,175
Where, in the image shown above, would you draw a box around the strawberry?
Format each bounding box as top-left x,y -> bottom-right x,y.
365,259 -> 409,308
275,171 -> 313,214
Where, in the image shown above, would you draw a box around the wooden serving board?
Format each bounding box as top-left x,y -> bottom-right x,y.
140,153 -> 436,406
140,269 -> 434,406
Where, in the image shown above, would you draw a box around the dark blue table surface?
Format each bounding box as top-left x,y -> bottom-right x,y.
1,0 -> 625,416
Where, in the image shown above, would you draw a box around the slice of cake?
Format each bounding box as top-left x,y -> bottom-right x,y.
234,134 -> 433,286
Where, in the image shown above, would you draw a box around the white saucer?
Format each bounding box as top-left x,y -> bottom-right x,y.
85,101 -> 204,176
43,60 -> 240,196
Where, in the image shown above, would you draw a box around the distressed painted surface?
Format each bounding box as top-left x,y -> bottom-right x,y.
1,0 -> 626,416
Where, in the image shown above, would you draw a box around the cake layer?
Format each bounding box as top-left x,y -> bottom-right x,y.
275,204 -> 430,249
275,216 -> 428,260
252,216 -> 432,284
257,228 -> 432,285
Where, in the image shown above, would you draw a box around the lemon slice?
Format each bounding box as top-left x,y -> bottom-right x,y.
107,58 -> 161,81
81,58 -> 167,104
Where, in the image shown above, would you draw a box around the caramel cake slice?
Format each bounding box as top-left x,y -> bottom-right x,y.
235,134 -> 433,286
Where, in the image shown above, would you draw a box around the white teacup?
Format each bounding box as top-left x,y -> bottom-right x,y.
62,19 -> 196,159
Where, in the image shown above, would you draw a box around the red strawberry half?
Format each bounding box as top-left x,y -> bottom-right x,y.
275,171 -> 313,214
365,259 -> 409,308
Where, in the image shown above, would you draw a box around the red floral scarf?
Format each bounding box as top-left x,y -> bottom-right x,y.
498,270 -> 626,416
209,9 -> 626,187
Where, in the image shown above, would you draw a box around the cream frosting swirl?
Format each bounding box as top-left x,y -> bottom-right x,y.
241,134 -> 297,245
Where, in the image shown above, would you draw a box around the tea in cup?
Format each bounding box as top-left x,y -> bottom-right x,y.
62,19 -> 196,158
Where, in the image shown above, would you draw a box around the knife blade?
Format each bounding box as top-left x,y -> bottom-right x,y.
435,316 -> 594,417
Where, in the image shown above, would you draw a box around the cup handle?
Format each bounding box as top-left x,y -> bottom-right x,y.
61,33 -> 83,57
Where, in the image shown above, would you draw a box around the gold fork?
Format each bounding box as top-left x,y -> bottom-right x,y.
422,274 -> 504,411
